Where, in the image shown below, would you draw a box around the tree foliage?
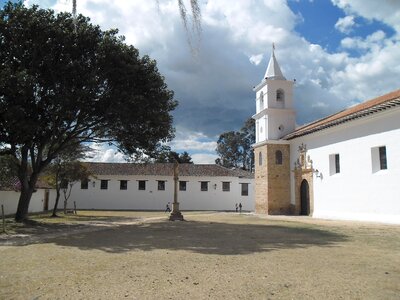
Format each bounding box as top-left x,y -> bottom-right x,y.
43,143 -> 90,217
0,3 -> 177,221
215,118 -> 255,171
0,155 -> 18,187
154,146 -> 193,163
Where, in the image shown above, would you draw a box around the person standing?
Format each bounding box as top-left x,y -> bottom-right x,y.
235,203 -> 238,212
165,202 -> 171,212
239,203 -> 242,213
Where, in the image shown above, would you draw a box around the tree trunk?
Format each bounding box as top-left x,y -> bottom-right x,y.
14,148 -> 44,222
15,187 -> 34,222
51,188 -> 61,217
15,171 -> 39,222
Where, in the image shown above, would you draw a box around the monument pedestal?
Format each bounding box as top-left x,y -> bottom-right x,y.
169,161 -> 184,221
169,202 -> 184,221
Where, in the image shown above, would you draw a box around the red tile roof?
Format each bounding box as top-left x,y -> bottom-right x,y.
0,177 -> 52,191
83,163 -> 254,179
285,89 -> 400,140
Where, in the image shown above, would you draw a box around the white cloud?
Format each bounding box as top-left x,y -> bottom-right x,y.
21,0 -> 400,163
191,153 -> 219,164
341,30 -> 386,49
331,0 -> 400,32
249,54 -> 264,66
335,15 -> 356,34
84,144 -> 126,163
169,136 -> 217,153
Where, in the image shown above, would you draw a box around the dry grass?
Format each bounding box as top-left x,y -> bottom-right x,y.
1,212 -> 399,299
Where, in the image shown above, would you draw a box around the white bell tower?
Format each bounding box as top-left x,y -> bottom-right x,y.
252,45 -> 295,143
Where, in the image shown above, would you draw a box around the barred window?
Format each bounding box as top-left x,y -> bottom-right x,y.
138,180 -> 146,190
179,181 -> 187,191
158,180 -> 165,191
222,182 -> 230,192
120,180 -> 128,190
100,180 -> 108,190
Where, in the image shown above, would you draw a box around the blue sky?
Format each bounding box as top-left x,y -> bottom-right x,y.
3,0 -> 400,163
288,0 -> 395,55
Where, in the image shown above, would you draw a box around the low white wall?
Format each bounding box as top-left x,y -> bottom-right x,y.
290,108 -> 400,224
0,189 -> 48,216
64,175 -> 254,212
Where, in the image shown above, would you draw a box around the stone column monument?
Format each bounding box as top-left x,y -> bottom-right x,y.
169,160 -> 184,221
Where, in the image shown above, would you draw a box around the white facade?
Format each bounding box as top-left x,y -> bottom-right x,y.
289,107 -> 400,224
0,189 -> 54,216
253,45 -> 400,224
55,174 -> 254,212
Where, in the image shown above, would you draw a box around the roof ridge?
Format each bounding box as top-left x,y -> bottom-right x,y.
285,88 -> 400,140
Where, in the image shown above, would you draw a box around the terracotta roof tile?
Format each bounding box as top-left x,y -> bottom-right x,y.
0,177 -> 52,191
0,176 -> 20,191
83,163 -> 254,179
285,89 -> 400,140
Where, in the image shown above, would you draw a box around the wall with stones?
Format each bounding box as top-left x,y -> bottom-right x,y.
254,142 -> 291,214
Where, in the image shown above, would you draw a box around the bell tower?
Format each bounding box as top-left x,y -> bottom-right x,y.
253,45 -> 295,142
252,45 -> 294,214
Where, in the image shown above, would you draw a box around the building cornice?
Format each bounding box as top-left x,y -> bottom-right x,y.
252,108 -> 295,119
252,139 -> 291,148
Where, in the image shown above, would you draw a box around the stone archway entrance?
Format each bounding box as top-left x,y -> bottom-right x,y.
300,179 -> 309,215
293,143 -> 314,216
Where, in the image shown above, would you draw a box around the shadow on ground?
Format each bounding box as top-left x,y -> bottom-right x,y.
47,219 -> 348,255
0,215 -> 139,240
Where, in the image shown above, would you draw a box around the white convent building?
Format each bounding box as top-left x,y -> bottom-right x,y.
252,47 -> 400,224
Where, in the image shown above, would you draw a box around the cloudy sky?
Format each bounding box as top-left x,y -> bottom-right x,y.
4,0 -> 400,163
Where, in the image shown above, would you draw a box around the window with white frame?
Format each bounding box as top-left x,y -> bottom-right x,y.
379,146 -> 387,170
138,180 -> 146,190
120,180 -> 128,190
179,181 -> 187,191
157,180 -> 165,191
371,146 -> 387,172
329,153 -> 340,175
222,182 -> 230,192
241,183 -> 249,196
100,180 -> 108,190
200,181 -> 208,191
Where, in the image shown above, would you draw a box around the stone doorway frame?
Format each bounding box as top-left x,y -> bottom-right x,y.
293,143 -> 314,216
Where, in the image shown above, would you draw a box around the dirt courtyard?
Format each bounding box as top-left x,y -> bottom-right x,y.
0,211 -> 399,299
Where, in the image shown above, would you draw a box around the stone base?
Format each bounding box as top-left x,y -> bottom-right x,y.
169,211 -> 184,221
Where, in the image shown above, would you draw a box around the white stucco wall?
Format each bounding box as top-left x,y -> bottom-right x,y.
64,175 -> 254,212
0,189 -> 50,216
264,79 -> 294,109
290,107 -> 400,224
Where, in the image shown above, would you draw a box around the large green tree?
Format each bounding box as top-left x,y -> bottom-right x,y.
154,146 -> 193,163
0,3 -> 177,221
215,118 -> 255,171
